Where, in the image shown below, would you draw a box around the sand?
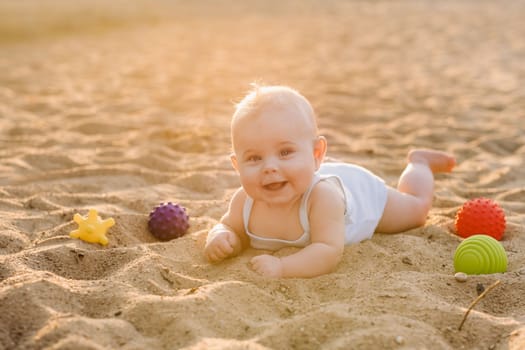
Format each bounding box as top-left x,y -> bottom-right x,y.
1,0 -> 525,349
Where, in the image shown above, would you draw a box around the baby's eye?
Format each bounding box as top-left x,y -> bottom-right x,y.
280,149 -> 294,157
246,155 -> 261,162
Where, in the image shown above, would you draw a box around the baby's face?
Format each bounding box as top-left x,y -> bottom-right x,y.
231,104 -> 321,206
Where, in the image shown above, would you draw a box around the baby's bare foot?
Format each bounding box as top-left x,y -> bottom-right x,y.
408,149 -> 456,173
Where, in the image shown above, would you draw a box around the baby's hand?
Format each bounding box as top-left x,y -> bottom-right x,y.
250,254 -> 283,278
204,228 -> 239,262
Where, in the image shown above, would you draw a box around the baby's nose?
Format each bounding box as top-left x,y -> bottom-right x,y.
263,158 -> 278,173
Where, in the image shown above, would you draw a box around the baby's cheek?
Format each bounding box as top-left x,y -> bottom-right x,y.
239,171 -> 260,188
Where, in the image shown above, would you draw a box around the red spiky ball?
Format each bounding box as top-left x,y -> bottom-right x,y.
148,202 -> 189,241
455,198 -> 506,240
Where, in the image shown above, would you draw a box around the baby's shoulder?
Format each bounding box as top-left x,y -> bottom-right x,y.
222,187 -> 247,230
307,177 -> 346,224
314,175 -> 345,196
309,177 -> 345,209
228,187 -> 248,214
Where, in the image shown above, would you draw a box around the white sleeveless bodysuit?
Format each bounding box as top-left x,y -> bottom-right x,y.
243,162 -> 388,250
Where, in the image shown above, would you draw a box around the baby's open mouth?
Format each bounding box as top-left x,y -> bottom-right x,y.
263,181 -> 287,191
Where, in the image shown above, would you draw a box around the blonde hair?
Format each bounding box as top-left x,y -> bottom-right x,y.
231,84 -> 318,134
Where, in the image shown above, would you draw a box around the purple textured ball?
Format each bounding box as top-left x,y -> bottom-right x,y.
148,202 -> 189,241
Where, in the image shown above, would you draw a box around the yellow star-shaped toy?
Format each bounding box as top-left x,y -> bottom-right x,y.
70,209 -> 115,246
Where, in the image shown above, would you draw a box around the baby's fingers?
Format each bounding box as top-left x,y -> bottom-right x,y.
206,240 -> 233,262
250,255 -> 282,278
216,238 -> 234,256
206,248 -> 225,262
251,254 -> 263,262
250,255 -> 268,272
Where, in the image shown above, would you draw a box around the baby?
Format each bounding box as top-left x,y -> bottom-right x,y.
204,85 -> 455,278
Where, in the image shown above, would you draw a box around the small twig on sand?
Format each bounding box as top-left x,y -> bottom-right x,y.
458,280 -> 501,331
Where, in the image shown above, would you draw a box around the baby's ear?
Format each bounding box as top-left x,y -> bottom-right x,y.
230,153 -> 239,172
313,136 -> 327,169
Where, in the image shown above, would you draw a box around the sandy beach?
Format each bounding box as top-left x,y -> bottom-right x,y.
1,0 -> 525,349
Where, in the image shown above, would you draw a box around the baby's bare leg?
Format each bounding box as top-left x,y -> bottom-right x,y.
376,149 -> 455,233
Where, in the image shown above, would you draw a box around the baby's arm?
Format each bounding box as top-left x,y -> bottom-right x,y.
251,181 -> 346,278
204,188 -> 249,262
204,223 -> 242,262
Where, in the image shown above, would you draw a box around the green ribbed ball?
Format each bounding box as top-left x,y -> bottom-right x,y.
454,235 -> 507,275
